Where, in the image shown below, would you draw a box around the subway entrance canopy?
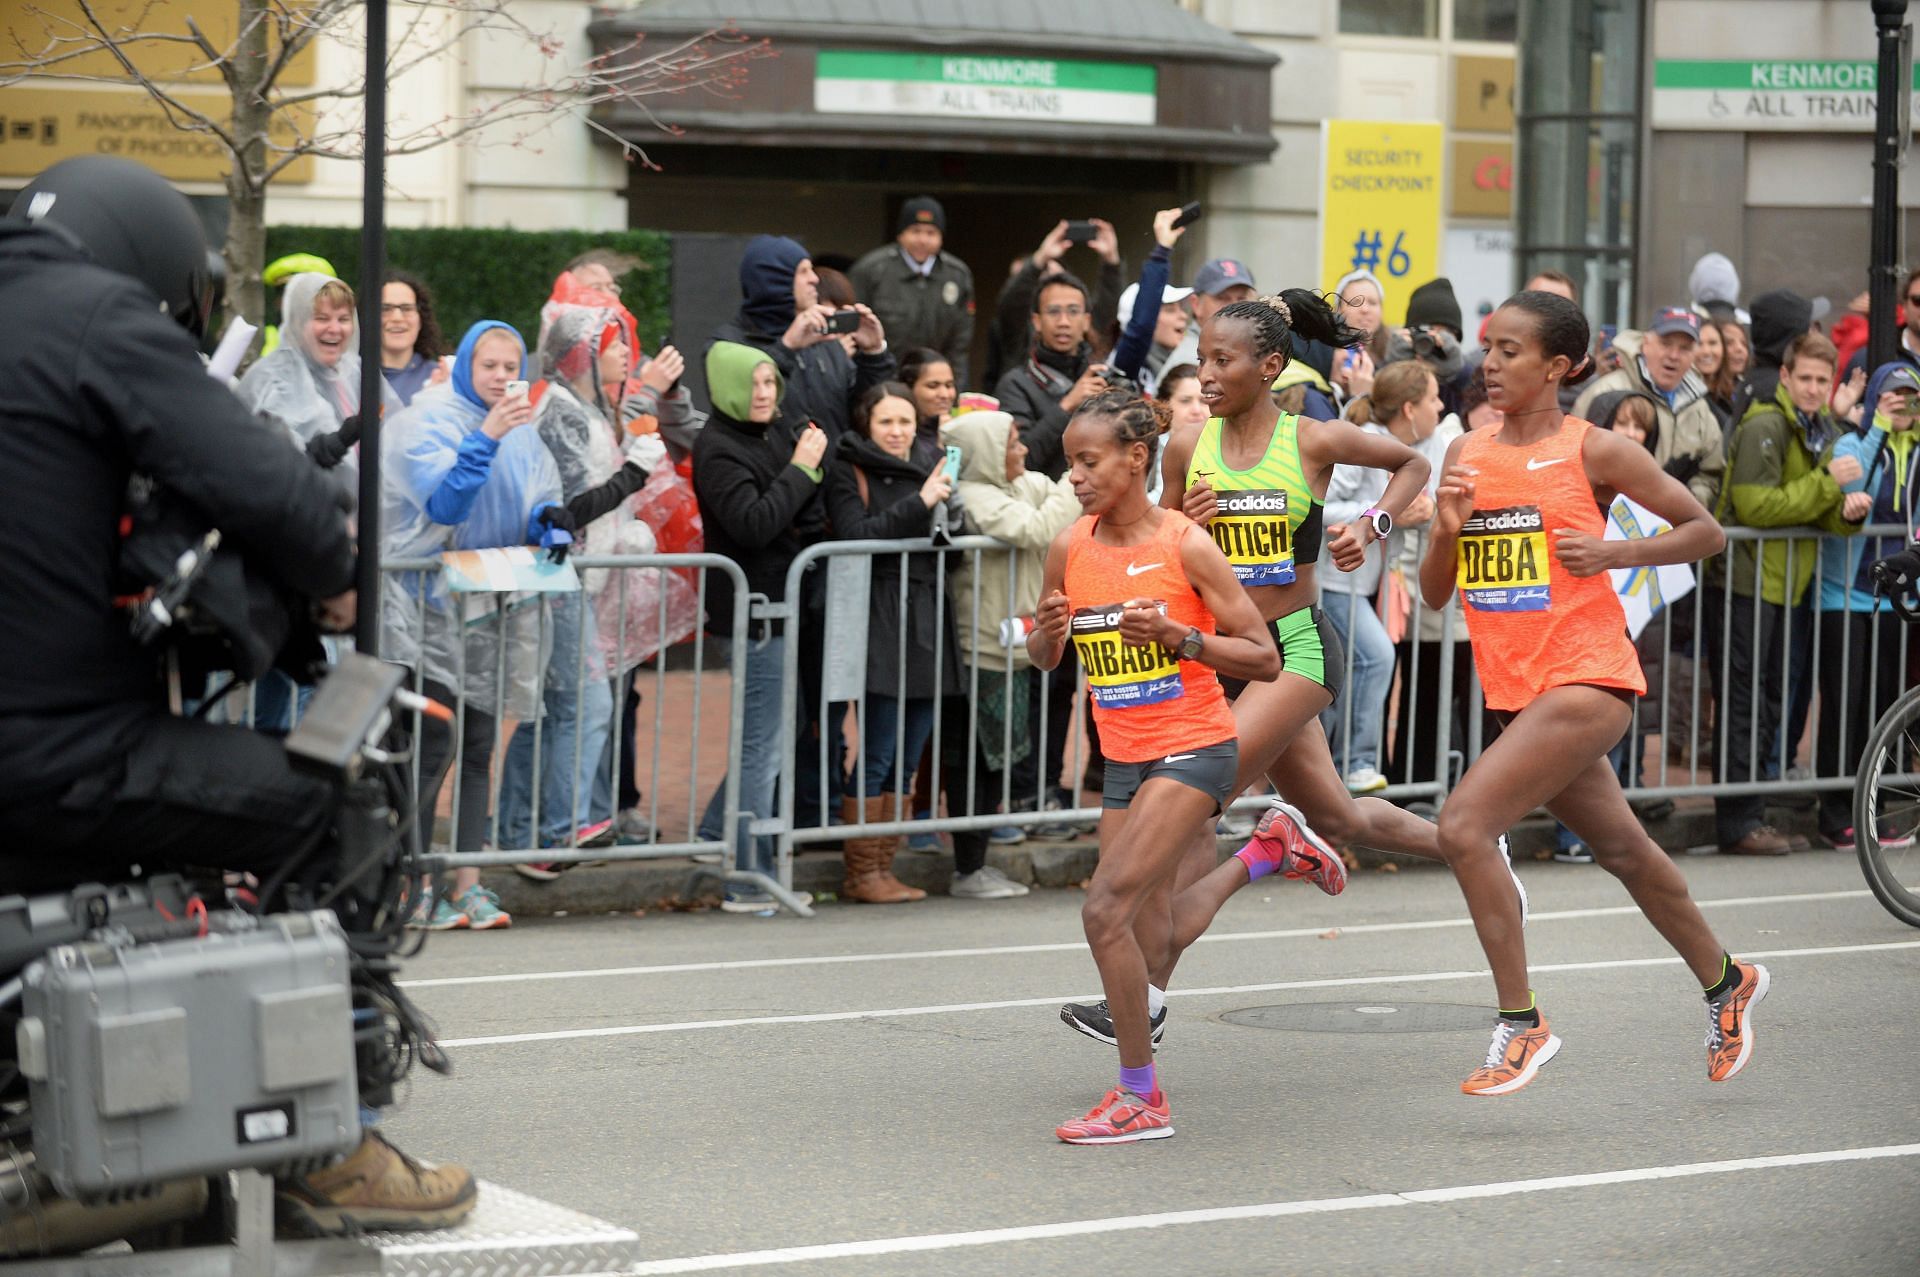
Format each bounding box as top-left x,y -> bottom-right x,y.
587,0 -> 1278,163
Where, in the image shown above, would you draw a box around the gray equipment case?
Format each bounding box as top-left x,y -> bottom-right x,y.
16,909 -> 360,1199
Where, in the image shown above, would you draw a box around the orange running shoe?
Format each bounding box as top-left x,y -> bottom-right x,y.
1237,801 -> 1347,896
1706,961 -> 1770,1082
1461,1016 -> 1561,1096
1054,1088 -> 1172,1145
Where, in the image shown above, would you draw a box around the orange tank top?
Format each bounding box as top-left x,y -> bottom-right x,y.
1063,509 -> 1236,763
1454,418 -> 1645,712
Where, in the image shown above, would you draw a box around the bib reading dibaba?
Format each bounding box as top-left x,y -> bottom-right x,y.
1071,606 -> 1183,708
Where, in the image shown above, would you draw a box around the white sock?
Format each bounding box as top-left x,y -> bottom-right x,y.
1147,985 -> 1166,1017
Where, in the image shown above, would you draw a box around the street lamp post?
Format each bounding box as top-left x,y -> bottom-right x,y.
1869,0 -> 1910,374
354,0 -> 388,655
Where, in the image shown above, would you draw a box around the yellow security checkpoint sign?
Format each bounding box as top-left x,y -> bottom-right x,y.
1318,120 -> 1444,327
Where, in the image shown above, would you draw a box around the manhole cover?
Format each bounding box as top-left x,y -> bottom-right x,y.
1218,1001 -> 1490,1034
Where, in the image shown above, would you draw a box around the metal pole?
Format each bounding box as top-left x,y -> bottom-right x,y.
1869,0 -> 1909,374
354,0 -> 389,654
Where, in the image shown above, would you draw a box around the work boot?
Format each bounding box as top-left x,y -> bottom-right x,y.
1720,826 -> 1791,857
275,1129 -> 477,1236
840,795 -> 924,903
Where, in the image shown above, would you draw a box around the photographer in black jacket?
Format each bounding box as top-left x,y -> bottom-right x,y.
0,158 -> 473,1234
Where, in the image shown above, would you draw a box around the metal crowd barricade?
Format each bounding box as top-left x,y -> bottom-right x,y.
379,552 -> 808,914
772,531 -> 1472,870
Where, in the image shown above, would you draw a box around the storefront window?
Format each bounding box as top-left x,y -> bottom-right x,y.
1339,0 -> 1438,39
1515,0 -> 1643,328
1453,0 -> 1518,43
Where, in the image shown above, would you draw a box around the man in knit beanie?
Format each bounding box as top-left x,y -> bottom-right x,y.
849,194 -> 976,384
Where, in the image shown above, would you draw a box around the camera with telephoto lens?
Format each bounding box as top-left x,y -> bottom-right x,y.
1093,364 -> 1138,396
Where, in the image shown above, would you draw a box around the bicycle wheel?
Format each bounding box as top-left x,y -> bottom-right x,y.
1854,682 -> 1920,928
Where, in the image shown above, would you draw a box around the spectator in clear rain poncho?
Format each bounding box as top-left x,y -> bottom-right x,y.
381,319 -> 561,931
233,272 -> 392,731
495,302 -> 659,871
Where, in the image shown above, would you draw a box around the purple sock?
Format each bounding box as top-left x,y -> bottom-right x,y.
1236,845 -> 1280,881
1119,1062 -> 1157,1098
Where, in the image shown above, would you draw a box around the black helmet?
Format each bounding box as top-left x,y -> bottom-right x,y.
9,156 -> 215,339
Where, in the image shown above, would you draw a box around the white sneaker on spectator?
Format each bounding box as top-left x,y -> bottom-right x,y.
1217,808 -> 1257,838
1344,767 -> 1389,795
988,824 -> 1027,845
951,866 -> 1030,899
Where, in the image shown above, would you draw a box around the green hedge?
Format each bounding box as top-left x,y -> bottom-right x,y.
262,225 -> 671,357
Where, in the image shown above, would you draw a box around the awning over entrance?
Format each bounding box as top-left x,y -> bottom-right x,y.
587,0 -> 1278,164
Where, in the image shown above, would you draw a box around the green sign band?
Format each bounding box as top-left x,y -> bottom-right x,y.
816,49 -> 1155,95
1655,59 -> 1920,91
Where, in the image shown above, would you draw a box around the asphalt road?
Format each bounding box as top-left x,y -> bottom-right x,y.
383,851 -> 1920,1277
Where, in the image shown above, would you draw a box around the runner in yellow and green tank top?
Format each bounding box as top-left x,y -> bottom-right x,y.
1060,286 -> 1525,1054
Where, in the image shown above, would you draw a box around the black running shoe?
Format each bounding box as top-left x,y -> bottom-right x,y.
1060,998 -> 1167,1047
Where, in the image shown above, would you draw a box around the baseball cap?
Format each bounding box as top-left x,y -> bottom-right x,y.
1647,306 -> 1702,339
1880,365 -> 1920,396
1117,281 -> 1196,327
1191,258 -> 1256,297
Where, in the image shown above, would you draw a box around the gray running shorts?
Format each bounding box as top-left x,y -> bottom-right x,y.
1101,740 -> 1239,814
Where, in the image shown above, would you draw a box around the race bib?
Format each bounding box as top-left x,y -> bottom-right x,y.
1457,505 -> 1550,612
1207,488 -> 1294,586
1071,605 -> 1183,709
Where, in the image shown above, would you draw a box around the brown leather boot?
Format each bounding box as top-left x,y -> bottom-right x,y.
841,795 -> 925,903
275,1129 -> 477,1236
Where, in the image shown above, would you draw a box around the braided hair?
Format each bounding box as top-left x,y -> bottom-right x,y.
1211,289 -> 1365,367
1073,388 -> 1173,455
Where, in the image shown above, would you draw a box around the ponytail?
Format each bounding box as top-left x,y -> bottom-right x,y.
1213,289 -> 1366,366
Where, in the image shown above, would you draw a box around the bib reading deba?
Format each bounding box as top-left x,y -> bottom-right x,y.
1209,488 -> 1294,585
1458,505 -> 1550,612
1071,606 -> 1183,708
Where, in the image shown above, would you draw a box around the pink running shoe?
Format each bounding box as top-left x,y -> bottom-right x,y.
1237,800 -> 1347,896
1055,1087 -> 1173,1145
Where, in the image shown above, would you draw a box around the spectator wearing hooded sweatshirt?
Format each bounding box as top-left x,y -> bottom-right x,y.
1705,330 -> 1861,856
692,342 -> 830,914
712,235 -> 894,450
496,303 -> 656,871
1813,361 -> 1918,846
942,408 -> 1077,894
849,196 -> 974,382
1572,307 -> 1726,510
1689,251 -> 1748,325
383,320 -> 564,930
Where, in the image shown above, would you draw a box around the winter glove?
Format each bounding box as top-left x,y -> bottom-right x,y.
536,504 -> 580,564
305,413 -> 363,469
1662,454 -> 1701,485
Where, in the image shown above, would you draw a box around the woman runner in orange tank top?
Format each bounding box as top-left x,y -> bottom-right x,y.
1419,291 -> 1771,1098
1029,391 -> 1278,1145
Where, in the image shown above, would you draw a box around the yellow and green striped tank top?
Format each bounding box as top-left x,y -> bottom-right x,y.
1185,412 -> 1322,587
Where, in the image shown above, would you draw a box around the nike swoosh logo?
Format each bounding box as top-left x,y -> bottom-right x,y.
1164,754 -> 1195,763
1125,562 -> 1164,576
1525,457 -> 1569,471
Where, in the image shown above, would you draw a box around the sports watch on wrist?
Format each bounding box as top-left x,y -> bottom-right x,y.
1176,627 -> 1205,661
1361,507 -> 1393,541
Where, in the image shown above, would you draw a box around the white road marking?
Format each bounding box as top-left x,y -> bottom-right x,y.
434,937 -> 1920,1048
401,888 -> 1873,990
626,1143 -> 1920,1274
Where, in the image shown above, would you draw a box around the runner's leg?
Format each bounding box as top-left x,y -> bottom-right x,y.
1436,685 -> 1635,1009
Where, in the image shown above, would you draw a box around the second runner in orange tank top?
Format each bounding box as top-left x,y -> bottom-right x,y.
1454,417 -> 1645,711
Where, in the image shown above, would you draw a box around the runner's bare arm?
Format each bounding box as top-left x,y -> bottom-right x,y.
1419,432 -> 1474,610
1310,417 -> 1432,572
1159,420 -> 1198,511
1173,523 -> 1281,683
1027,531 -> 1073,672
1554,426 -> 1725,578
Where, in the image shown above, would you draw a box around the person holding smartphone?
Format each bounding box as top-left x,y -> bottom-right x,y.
822,381 -> 962,903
